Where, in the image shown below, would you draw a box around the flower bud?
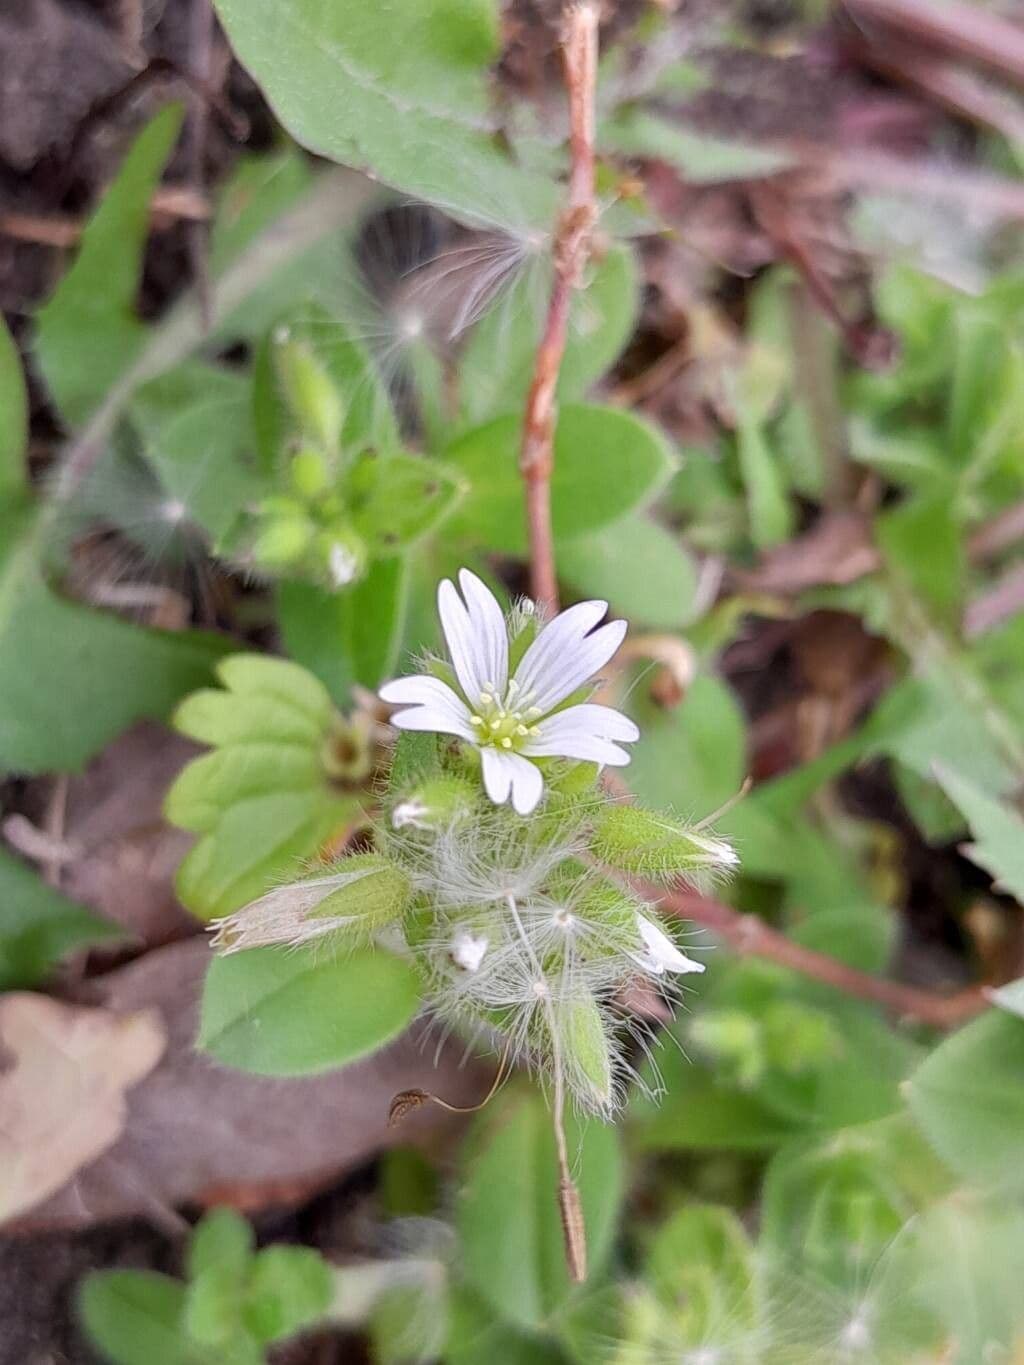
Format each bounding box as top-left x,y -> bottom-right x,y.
273,329 -> 344,453
253,510 -> 314,567
317,525 -> 367,588
590,804 -> 738,884
390,776 -> 478,832
210,853 -> 411,953
289,444 -> 332,499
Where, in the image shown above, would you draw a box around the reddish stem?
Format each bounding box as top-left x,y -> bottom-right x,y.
654,882 -> 988,1029
519,4 -> 599,611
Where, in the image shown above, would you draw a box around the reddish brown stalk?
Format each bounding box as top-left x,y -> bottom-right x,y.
844,0 -> 1024,90
519,4 -> 599,611
654,882 -> 988,1029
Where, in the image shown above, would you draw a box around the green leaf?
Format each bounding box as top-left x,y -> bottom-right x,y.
632,1052 -> 803,1152
459,244 -> 640,425
645,1206 -> 759,1347
348,451 -> 462,554
445,1288 -> 567,1365
210,0 -> 557,230
877,494 -> 965,627
559,514 -> 698,628
444,404 -> 677,554
199,943 -> 421,1076
277,556 -> 409,704
129,363 -> 265,541
166,652 -> 362,918
457,1089 -> 622,1330
188,1209 -> 254,1283
906,1009 -> 1024,1194
736,409 -> 793,549
164,744 -> 324,833
79,1271 -> 189,1365
35,106 -> 184,425
626,674 -> 746,814
244,1246 -> 333,1342
0,849 -> 121,991
0,513 -> 230,775
210,147 -> 314,275
933,764 -> 1024,901
174,789 -> 359,920
0,314 -> 27,495
913,1197 -> 1024,1364
600,108 -> 792,183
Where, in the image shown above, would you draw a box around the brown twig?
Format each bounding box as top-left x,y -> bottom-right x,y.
654,881 -> 988,1029
0,187 -> 210,249
519,3 -> 599,611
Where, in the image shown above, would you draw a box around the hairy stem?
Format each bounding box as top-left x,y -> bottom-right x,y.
519,3 -> 599,611
507,893 -> 587,1282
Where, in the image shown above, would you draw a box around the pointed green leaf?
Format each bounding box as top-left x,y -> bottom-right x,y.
933,764 -> 1024,901
0,848 -> 121,990
0,314 -> 27,495
35,106 -> 184,425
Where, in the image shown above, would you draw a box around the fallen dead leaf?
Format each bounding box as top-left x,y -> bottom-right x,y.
0,994 -> 165,1225
17,939 -> 491,1230
732,510 -> 881,594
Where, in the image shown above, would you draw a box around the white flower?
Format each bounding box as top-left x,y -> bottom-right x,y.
633,913 -> 705,975
451,929 -> 489,972
329,542 -> 359,587
380,569 -> 638,815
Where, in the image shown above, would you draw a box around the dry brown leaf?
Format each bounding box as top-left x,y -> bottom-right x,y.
0,994 -> 165,1225
732,510 -> 881,595
20,940 -> 491,1230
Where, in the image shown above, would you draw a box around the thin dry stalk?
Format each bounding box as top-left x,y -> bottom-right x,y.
519,3 -> 599,611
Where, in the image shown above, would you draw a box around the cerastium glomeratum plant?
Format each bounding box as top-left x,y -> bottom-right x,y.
211,570 -> 737,1279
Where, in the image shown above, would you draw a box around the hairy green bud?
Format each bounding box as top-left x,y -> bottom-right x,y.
210,853 -> 411,953
590,804 -> 738,884
273,329 -> 344,453
289,444 -> 332,499
252,511 -> 314,567
390,774 -> 478,832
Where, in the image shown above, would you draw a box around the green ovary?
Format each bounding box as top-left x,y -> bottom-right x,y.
468,687 -> 542,752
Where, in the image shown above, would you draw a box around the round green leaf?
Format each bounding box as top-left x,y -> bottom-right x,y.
906,1010 -> 1024,1195
443,404 -> 677,554
79,1271 -> 188,1365
198,944 -> 421,1076
559,514 -> 698,629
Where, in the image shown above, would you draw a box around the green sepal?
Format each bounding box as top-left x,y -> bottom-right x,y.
589,803 -> 737,884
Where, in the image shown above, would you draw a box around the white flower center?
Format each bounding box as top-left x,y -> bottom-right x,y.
468,680 -> 543,752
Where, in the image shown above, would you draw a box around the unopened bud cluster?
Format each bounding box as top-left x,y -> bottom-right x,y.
249,328 -> 369,588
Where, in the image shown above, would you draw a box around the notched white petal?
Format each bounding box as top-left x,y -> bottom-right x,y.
634,913 -> 705,975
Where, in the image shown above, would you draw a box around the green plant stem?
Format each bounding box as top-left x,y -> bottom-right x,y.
506,892 -> 586,1282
